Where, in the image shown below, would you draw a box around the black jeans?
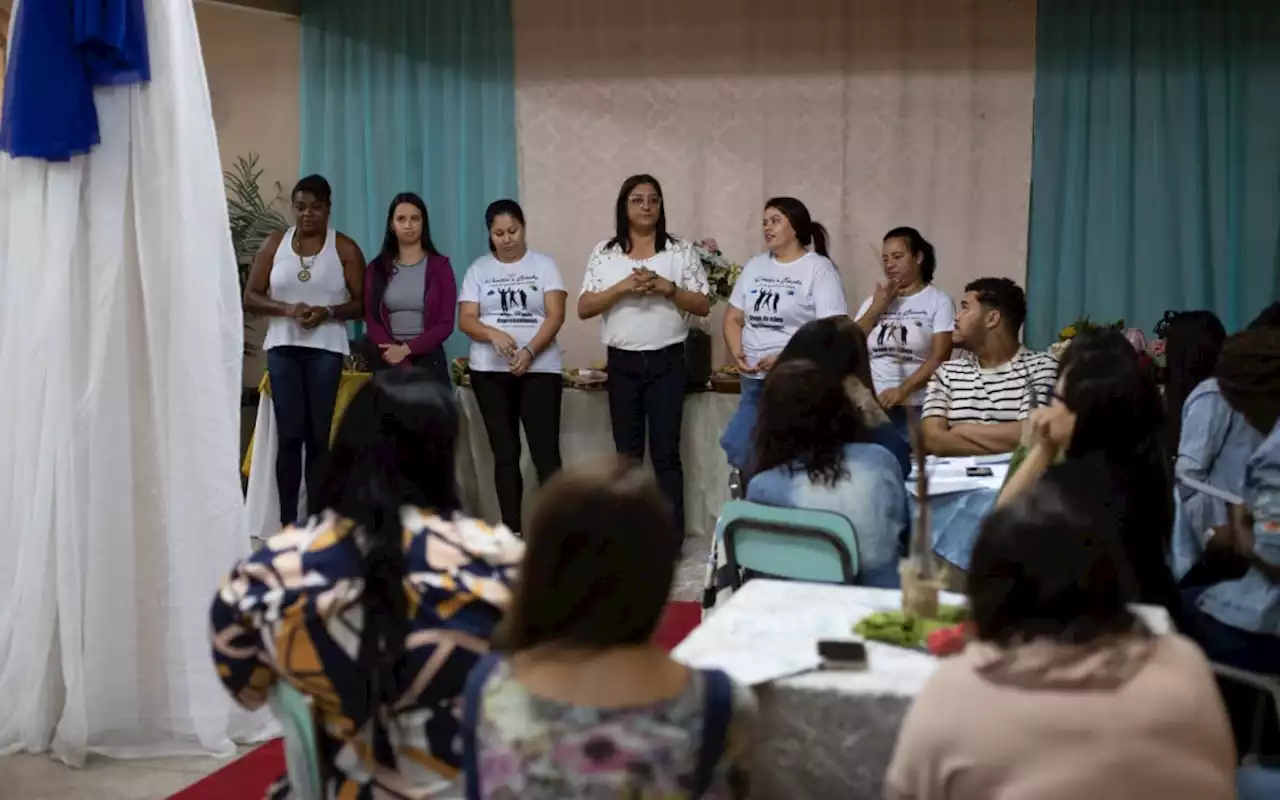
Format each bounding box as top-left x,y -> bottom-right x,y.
267,345 -> 345,525
606,343 -> 687,531
469,371 -> 563,532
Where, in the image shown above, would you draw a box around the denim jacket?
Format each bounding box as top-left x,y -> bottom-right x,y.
746,442 -> 908,579
1197,419 -> 1280,636
1171,379 -> 1264,579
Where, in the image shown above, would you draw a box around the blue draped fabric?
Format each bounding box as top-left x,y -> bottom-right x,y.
298,0 -> 518,359
1026,0 -> 1280,345
0,0 -> 149,161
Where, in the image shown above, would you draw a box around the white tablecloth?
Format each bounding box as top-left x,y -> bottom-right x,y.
673,579 -> 1173,799
245,386 -> 739,541
455,386 -> 738,539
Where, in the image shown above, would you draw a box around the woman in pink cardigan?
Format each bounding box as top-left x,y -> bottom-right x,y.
887,481 -> 1237,800
363,192 -> 456,385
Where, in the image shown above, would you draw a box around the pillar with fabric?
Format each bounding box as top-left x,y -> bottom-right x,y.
0,0 -> 272,766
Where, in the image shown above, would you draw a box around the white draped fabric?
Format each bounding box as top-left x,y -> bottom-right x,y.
0,0 -> 273,766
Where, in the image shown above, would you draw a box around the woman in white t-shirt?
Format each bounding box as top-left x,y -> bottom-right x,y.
459,199 -> 567,532
719,197 -> 848,470
577,174 -> 710,532
854,226 -> 954,439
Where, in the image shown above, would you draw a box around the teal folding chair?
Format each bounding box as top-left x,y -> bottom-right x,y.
719,499 -> 861,587
268,682 -> 324,800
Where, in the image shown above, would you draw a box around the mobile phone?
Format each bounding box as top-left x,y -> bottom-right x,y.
966,466 -> 994,477
817,639 -> 867,666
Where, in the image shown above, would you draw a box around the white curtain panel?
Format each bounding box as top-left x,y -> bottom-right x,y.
0,0 -> 273,765
513,0 -> 1037,367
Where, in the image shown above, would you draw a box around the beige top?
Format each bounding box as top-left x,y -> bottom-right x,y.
887,633 -> 1237,800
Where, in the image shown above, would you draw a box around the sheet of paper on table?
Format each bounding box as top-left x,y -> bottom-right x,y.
672,608 -> 851,686
907,456 -> 1010,497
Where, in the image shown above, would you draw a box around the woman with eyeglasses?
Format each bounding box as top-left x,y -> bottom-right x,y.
577,174 -> 710,531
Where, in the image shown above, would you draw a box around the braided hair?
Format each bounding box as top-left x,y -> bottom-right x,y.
1215,328 -> 1280,436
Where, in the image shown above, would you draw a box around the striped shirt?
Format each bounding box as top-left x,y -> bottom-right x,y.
922,348 -> 1058,426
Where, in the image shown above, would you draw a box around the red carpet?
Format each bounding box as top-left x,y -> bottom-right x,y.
169,601 -> 703,799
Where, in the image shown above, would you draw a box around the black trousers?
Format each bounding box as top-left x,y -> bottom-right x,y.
469,371 -> 563,532
606,343 -> 686,531
267,345 -> 344,525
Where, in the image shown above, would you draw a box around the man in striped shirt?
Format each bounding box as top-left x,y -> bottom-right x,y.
922,278 -> 1058,456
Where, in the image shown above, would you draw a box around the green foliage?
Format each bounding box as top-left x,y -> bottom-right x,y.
224,154 -> 288,292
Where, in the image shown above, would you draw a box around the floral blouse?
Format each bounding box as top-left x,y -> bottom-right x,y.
209,508 -> 523,799
471,658 -> 756,799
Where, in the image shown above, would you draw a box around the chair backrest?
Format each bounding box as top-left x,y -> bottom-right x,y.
269,682 -> 324,800
719,499 -> 860,584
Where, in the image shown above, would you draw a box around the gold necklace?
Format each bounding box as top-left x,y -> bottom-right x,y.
294,230 -> 316,283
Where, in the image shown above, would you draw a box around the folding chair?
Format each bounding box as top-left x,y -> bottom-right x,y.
269,682 -> 325,800
700,499 -> 861,618
1212,662 -> 1280,764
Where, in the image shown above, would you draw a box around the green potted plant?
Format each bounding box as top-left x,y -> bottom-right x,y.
225,154 -> 288,356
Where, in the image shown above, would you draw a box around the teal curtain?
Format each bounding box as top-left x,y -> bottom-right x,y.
299,0 -> 518,359
1026,0 -> 1280,346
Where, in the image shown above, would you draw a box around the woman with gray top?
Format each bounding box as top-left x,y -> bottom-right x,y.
363,192 -> 456,385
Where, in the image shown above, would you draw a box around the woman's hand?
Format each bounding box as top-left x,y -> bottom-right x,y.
615,271 -> 653,297
646,274 -> 677,298
380,342 -> 411,366
733,352 -> 759,374
509,347 -> 533,376
488,328 -> 518,359
870,281 -> 898,313
877,386 -> 908,408
1027,405 -> 1073,453
297,305 -> 331,330
287,302 -> 311,320
755,354 -> 778,373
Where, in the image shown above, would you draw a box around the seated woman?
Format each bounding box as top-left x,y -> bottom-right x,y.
1180,328 -> 1280,674
775,315 -> 911,478
1172,308 -> 1270,580
998,330 -> 1180,616
888,482 -> 1237,800
747,359 -> 909,587
461,458 -> 756,798
209,370 -> 523,798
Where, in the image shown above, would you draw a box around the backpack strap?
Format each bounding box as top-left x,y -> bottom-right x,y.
461,651 -> 502,800
690,668 -> 734,798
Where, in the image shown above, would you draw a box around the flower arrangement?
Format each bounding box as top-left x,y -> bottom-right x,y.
1048,316 -> 1125,358
694,238 -> 742,305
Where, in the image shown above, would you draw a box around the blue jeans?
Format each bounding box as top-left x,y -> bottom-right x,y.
607,343 -> 687,530
267,346 -> 345,525
719,377 -> 765,471
886,406 -> 920,442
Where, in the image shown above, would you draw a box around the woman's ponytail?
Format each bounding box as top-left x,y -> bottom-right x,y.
810,221 -> 831,258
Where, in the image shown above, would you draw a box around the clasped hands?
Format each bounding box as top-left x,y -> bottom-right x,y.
286,302 -> 332,330
618,267 -> 676,299
488,329 -> 533,376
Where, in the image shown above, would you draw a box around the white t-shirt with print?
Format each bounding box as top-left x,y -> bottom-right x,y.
856,284 -> 955,405
578,237 -> 709,352
458,250 -> 566,374
730,251 -> 847,378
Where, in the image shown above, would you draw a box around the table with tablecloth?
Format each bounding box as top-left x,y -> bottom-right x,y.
243,376 -> 739,541
455,386 -> 737,539
674,579 -> 1173,799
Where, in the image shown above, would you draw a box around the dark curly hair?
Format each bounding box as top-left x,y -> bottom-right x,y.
750,359 -> 868,486
775,316 -> 874,395
1216,328 -> 1280,435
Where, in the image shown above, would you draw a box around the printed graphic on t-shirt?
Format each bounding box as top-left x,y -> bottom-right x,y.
869,309 -> 934,365
480,272 -> 542,329
745,276 -> 801,332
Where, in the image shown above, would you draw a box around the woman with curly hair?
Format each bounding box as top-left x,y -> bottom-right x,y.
746,358 -> 908,587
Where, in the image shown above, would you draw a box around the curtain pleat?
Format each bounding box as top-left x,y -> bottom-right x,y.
1026,0 -> 1280,345
299,0 -> 518,358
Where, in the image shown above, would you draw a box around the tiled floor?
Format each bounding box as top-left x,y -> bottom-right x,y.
0,748 -> 255,800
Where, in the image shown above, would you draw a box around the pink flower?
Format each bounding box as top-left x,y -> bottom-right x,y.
698,238 -> 719,252
1123,328 -> 1147,353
